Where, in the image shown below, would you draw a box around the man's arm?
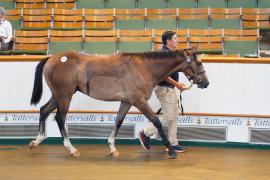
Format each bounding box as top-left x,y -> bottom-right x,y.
165,77 -> 187,91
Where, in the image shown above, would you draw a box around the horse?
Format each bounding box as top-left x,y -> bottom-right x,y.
29,47 -> 209,159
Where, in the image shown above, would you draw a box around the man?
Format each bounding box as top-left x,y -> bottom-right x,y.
0,7 -> 12,51
138,31 -> 188,153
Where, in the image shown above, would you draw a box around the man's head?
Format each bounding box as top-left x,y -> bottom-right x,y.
0,7 -> 6,22
162,31 -> 178,50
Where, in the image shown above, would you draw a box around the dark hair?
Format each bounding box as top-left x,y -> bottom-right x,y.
162,31 -> 176,45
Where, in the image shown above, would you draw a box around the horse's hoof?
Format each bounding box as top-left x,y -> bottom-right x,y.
71,150 -> 80,157
110,150 -> 120,157
29,142 -> 36,150
168,150 -> 177,159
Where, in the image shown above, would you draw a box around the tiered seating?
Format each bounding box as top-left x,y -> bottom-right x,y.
6,8 -> 270,30
197,0 -> 227,8
137,0 -> 166,9
77,0 -> 105,9
227,0 -> 257,8
2,0 -> 269,56
52,9 -> 83,30
210,8 -> 241,29
178,8 -> 209,29
115,8 -> 146,30
189,29 -> 223,54
242,8 -> 270,30
167,0 -> 195,8
0,0 -> 14,9
258,0 -> 270,8
106,0 -> 136,9
84,30 -> 118,54
84,9 -> 114,30
223,29 -> 259,56
14,30 -> 49,54
4,0 -> 270,10
5,9 -> 21,30
8,28 -> 261,56
46,0 -> 76,9
22,9 -> 52,30
118,29 -> 152,52
49,30 -> 83,54
15,0 -> 46,9
13,0 -> 76,9
146,8 -> 177,30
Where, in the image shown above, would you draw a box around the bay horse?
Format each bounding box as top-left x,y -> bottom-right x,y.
30,47 -> 209,158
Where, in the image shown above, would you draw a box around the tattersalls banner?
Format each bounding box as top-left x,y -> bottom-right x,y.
0,113 -> 269,143
1,113 -> 269,127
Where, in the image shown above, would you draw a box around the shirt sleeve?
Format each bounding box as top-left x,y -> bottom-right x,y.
3,21 -> 12,44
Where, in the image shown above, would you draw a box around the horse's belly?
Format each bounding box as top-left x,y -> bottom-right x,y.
88,76 -> 127,101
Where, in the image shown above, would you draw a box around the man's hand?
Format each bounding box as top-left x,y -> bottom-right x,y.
175,82 -> 188,91
0,35 -> 6,39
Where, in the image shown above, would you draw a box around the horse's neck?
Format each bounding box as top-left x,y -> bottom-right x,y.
143,57 -> 182,85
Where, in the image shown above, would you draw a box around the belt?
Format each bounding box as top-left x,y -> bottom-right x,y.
158,84 -> 174,88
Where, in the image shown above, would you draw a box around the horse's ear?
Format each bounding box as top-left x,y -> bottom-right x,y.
197,54 -> 203,63
191,44 -> 198,52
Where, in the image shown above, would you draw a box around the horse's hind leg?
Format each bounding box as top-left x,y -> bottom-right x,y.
108,102 -> 131,156
29,96 -> 58,150
55,99 -> 80,157
135,99 -> 176,158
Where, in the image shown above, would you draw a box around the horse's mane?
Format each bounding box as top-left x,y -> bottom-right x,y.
120,49 -> 186,60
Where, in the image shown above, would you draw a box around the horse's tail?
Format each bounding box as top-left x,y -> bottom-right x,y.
30,57 -> 50,105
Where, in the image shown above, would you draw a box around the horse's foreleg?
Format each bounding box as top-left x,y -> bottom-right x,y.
108,102 -> 131,156
135,100 -> 176,159
29,97 -> 57,150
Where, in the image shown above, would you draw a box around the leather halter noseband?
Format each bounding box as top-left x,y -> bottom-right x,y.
183,56 -> 205,82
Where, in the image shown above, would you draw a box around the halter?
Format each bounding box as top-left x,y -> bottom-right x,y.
183,55 -> 206,82
178,54 -> 205,115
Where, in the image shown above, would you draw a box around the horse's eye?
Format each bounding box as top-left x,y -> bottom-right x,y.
193,54 -> 197,60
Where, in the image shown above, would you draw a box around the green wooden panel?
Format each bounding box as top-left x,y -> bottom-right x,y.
258,0 -> 270,8
198,0 -> 227,8
179,19 -> 209,29
84,41 -> 117,54
147,19 -> 177,29
106,0 -> 136,8
138,0 -> 166,8
9,20 -> 21,30
197,49 -> 223,54
224,41 -> 258,56
50,42 -> 82,54
12,50 -> 47,55
211,19 -> 241,29
0,1 -> 14,9
119,41 -> 152,53
115,20 -> 145,30
168,0 -> 196,8
227,0 -> 257,8
0,50 -> 13,55
77,0 -> 105,9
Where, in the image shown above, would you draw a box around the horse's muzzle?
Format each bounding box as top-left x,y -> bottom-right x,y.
197,80 -> 209,89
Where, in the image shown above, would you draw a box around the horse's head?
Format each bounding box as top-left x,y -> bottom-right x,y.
181,46 -> 209,89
